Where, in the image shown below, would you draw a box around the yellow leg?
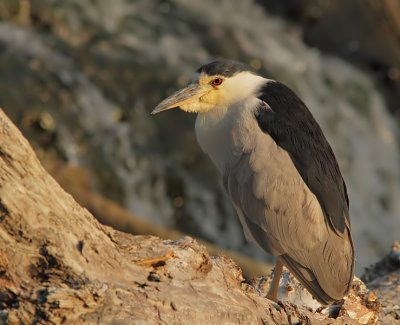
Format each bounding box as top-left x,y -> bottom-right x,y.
267,257 -> 283,301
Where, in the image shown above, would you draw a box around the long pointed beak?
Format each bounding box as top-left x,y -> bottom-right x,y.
151,83 -> 206,114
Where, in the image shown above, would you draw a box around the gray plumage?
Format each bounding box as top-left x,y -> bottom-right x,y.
153,59 -> 355,305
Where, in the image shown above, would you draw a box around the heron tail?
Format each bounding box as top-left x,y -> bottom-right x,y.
280,254 -> 335,305
280,228 -> 354,305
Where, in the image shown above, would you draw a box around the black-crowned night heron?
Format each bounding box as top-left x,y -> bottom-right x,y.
152,59 -> 354,305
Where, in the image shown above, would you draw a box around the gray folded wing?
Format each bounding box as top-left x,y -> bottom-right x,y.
223,133 -> 354,304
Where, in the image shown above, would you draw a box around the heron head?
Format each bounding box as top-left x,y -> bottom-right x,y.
152,59 -> 265,114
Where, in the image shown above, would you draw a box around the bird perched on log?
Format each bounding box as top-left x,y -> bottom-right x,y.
152,59 -> 354,305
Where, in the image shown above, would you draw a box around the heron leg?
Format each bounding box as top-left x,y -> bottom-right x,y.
267,257 -> 283,301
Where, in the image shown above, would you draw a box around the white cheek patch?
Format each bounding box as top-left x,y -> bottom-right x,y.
223,72 -> 268,105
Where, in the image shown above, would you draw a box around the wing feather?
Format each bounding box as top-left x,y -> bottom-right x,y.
224,147 -> 353,303
223,81 -> 354,303
255,81 -> 350,235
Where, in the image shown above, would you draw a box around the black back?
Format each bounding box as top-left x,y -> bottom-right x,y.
255,81 -> 350,234
197,59 -> 251,77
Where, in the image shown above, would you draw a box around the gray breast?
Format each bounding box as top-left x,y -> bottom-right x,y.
195,99 -> 259,172
195,99 -> 327,249
195,99 -> 354,303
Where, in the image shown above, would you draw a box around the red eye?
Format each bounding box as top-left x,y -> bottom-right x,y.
211,78 -> 223,86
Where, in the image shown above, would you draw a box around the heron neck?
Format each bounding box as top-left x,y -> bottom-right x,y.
195,98 -> 260,172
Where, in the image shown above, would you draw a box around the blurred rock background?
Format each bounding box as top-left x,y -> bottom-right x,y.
0,0 -> 399,275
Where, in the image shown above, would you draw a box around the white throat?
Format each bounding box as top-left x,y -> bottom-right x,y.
195,74 -> 269,172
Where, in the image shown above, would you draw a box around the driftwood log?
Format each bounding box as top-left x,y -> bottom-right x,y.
44,161 -> 272,279
362,242 -> 400,324
0,109 -> 391,324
